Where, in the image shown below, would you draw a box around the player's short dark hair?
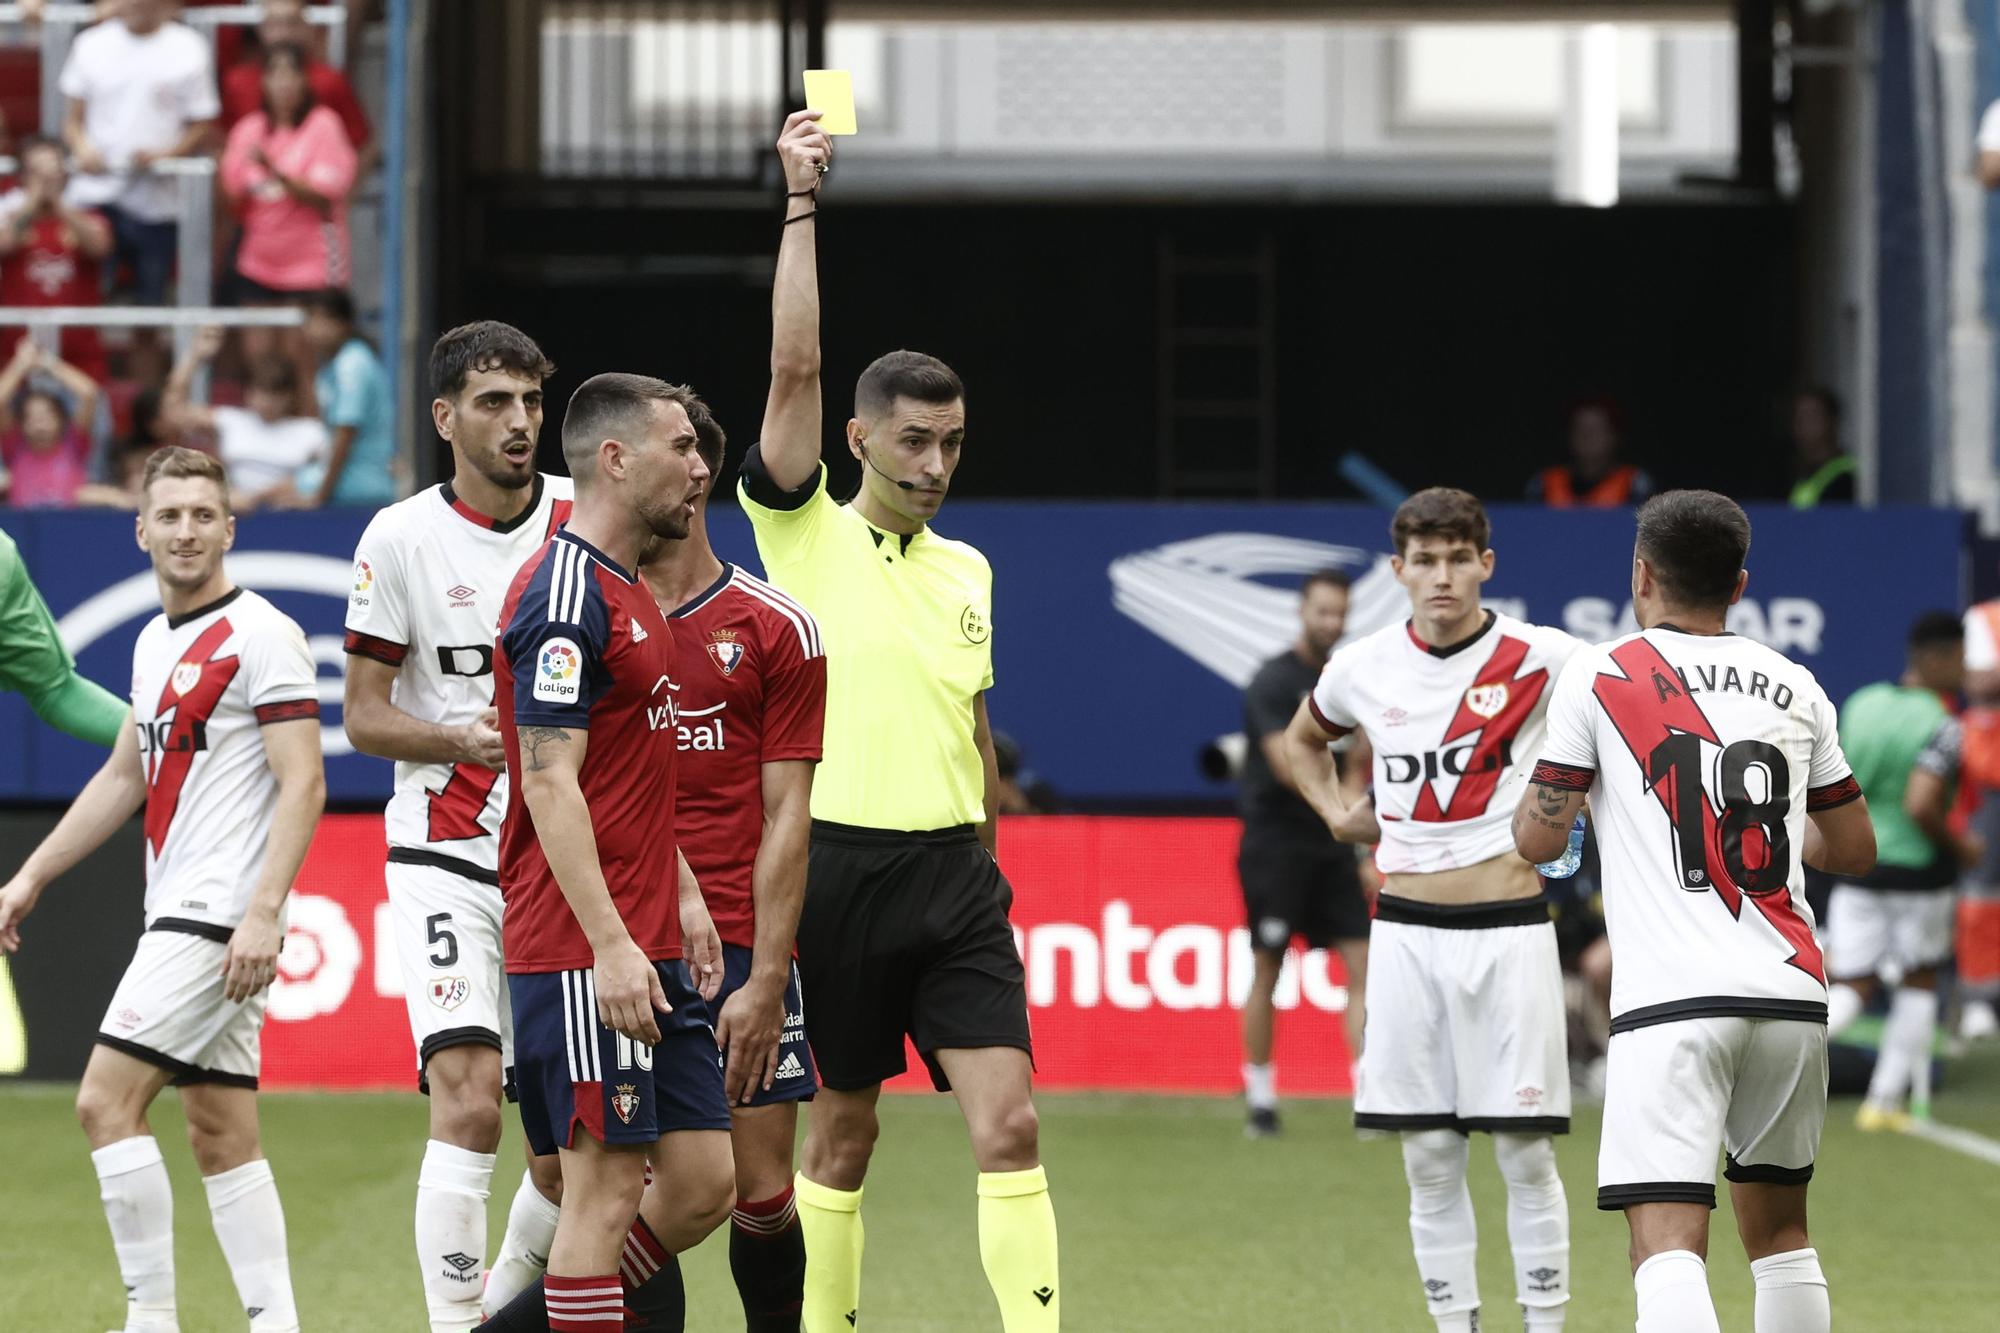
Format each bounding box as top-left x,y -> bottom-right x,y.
855,350 -> 963,421
686,395 -> 726,473
1908,611 -> 1964,652
303,288 -> 356,324
1302,568 -> 1352,597
141,445 -> 230,509
429,320 -> 555,400
1634,490 -> 1751,609
561,372 -> 700,473
1390,487 -> 1490,555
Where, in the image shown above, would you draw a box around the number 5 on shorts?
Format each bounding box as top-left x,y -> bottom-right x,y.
426,913 -> 458,968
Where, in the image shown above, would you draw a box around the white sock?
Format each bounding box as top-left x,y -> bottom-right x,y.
1403,1129 -> 1480,1319
1868,988 -> 1938,1109
92,1136 -> 178,1332
1242,1062 -> 1277,1111
1825,982 -> 1865,1036
1750,1247 -> 1829,1333
415,1140 -> 496,1331
482,1167 -> 561,1316
1634,1249 -> 1720,1333
203,1159 -> 299,1333
1494,1134 -> 1569,1322
1432,1312 -> 1479,1333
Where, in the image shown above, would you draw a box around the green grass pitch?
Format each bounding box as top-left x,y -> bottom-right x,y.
5,1052 -> 2000,1331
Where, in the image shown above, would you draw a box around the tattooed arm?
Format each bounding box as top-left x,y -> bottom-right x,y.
1513,780 -> 1587,864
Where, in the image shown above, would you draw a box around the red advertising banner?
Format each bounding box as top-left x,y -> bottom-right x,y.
263,814 -> 1358,1096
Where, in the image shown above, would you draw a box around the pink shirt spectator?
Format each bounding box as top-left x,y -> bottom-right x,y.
222,105 -> 358,293
1,427 -> 90,507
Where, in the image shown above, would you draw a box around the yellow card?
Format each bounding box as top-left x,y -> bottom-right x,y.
803,69 -> 857,135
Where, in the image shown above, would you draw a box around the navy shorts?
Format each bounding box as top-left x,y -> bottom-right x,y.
717,943 -> 818,1106
510,960 -> 731,1155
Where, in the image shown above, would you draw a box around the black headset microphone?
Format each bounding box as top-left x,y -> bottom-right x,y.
858,442 -> 918,492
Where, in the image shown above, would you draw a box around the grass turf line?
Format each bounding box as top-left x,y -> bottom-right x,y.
3,1052 -> 1998,1331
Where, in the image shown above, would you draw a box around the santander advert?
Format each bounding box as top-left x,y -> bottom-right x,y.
261,814 -> 1359,1096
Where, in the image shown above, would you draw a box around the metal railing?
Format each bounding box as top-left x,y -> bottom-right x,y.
0,5 -> 350,146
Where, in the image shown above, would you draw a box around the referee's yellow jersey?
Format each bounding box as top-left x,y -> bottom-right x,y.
740,459 -> 994,831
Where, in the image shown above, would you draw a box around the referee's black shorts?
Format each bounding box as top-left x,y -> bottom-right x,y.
797,819 -> 1033,1092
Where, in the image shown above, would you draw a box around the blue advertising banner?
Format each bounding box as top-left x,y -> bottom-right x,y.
0,502 -> 1965,805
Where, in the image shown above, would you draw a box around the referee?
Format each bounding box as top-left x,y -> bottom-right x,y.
738,119 -> 1059,1333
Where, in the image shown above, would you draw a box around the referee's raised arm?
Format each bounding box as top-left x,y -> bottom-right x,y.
758,109 -> 830,492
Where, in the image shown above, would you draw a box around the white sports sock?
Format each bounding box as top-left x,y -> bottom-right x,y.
1868,988 -> 1938,1109
1825,982 -> 1865,1036
203,1159 -> 299,1333
1634,1249 -> 1720,1333
1432,1311 -> 1479,1333
1750,1247 -> 1829,1333
415,1140 -> 496,1331
1242,1062 -> 1277,1111
1403,1129 -> 1480,1318
92,1136 -> 178,1332
1494,1134 -> 1569,1321
483,1167 -> 561,1316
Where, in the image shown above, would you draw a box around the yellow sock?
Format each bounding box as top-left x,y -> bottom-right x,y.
795,1172 -> 863,1332
977,1166 -> 1060,1330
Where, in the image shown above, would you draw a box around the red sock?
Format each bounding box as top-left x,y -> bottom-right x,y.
731,1184 -> 799,1236
619,1216 -> 672,1289
544,1272 -> 625,1331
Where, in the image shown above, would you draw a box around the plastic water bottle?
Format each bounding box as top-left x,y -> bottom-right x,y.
1536,815 -> 1587,879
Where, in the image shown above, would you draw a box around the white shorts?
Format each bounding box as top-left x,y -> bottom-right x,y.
1598,1016 -> 1827,1210
1826,884 -> 1955,980
98,926 -> 266,1087
385,858 -> 512,1090
1354,896 -> 1571,1134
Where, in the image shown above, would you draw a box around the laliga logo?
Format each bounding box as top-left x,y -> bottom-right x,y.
57,552 -> 362,757
267,894 -> 364,1022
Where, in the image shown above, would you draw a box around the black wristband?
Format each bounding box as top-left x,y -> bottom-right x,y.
786,187 -> 818,199
783,209 -> 817,226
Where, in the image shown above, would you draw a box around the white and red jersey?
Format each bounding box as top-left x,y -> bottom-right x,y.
1310,612 -> 1584,874
663,563 -> 827,951
343,475 -> 573,881
131,587 -> 318,931
1533,626 -> 1860,1029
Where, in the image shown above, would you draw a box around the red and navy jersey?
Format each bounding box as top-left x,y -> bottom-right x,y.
664,563 -> 826,950
496,529 -> 683,973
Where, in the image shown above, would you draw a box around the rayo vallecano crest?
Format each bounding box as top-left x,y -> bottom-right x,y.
707,629 -> 746,676
1464,683 -> 1510,719
612,1083 -> 641,1124
171,660 -> 203,695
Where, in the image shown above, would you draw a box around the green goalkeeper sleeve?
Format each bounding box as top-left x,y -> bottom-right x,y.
0,527 -> 129,748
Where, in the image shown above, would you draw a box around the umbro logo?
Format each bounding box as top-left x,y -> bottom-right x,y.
1033,1286 -> 1054,1307
446,584 -> 476,607
845,1312 -> 857,1326
631,621 -> 650,642
247,1308 -> 263,1319
1527,1264 -> 1563,1292
442,1251 -> 479,1274
1424,1278 -> 1451,1302
776,1051 -> 806,1081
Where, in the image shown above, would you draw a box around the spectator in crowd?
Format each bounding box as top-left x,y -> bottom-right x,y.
75,386 -> 171,510
297,288 -> 395,506
58,0 -> 219,305
1524,397 -> 1653,506
220,0 -> 375,175
163,326 -> 327,511
0,135 -> 111,382
1787,384 -> 1858,508
992,730 -> 1062,815
221,42 -> 359,301
0,337 -> 98,509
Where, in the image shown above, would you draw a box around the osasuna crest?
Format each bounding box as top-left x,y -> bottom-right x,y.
1464,683 -> 1510,720
707,630 -> 745,676
611,1083 -> 642,1124
171,661 -> 203,696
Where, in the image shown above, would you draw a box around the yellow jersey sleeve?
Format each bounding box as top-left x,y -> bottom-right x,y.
738,458 -> 836,584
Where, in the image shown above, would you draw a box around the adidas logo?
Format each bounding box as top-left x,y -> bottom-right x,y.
1033,1286 -> 1054,1307
631,621 -> 649,642
776,1051 -> 806,1080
